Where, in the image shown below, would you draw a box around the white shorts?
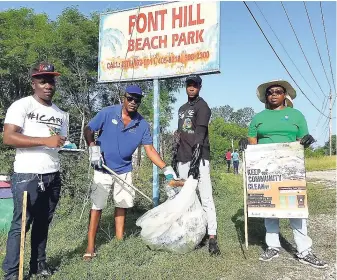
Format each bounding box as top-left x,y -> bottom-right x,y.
90,170 -> 135,210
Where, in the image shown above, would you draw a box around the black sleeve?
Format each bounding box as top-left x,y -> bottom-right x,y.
194,125 -> 207,146
194,104 -> 211,145
196,104 -> 211,127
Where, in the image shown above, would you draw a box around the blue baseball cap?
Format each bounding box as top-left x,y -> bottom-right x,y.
125,85 -> 143,96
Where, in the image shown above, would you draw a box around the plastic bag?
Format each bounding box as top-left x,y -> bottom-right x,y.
136,176 -> 207,254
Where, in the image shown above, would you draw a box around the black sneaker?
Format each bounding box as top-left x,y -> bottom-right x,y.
208,238 -> 220,256
298,252 -> 328,269
259,248 -> 279,261
29,261 -> 52,277
4,274 -> 19,280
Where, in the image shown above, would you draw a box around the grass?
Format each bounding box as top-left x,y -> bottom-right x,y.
0,167 -> 335,280
305,155 -> 336,172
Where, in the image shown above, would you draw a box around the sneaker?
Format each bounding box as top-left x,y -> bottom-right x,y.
259,248 -> 279,261
298,252 -> 328,269
208,238 -> 221,256
4,274 -> 19,280
29,261 -> 52,277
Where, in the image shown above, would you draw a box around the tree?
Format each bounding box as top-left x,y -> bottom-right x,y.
0,8 -> 56,112
210,105 -> 234,122
0,7 -> 184,149
210,105 -> 255,127
209,117 -> 248,163
230,107 -> 255,127
323,135 -> 336,155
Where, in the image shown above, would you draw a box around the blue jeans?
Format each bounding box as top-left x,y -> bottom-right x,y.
233,160 -> 239,174
2,172 -> 61,279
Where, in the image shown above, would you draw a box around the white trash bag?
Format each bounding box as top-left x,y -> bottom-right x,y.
136,176 -> 207,254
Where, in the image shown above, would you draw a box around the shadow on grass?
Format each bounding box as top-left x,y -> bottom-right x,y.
47,204 -> 148,273
231,209 -> 297,257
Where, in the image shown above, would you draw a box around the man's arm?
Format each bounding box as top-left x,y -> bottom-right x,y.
144,144 -> 177,180
143,144 -> 166,169
3,124 -> 64,148
194,106 -> 211,146
84,125 -> 96,147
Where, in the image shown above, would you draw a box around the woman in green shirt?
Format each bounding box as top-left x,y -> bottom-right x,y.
239,80 -> 327,269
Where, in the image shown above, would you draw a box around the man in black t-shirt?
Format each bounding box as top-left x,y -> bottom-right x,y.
172,74 -> 220,256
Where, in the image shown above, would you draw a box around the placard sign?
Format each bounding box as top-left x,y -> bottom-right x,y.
245,142 -> 308,219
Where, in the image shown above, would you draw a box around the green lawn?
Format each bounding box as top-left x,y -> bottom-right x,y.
0,168 -> 335,280
305,156 -> 336,172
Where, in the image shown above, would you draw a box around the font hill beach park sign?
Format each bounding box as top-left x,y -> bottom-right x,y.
98,2 -> 221,205
98,1 -> 220,81
242,142 -> 309,248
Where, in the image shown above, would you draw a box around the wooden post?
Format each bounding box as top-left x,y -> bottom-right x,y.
19,191 -> 28,280
242,151 -> 248,249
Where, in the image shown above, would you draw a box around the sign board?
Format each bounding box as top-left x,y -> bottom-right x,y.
98,1 -> 220,82
244,142 -> 308,219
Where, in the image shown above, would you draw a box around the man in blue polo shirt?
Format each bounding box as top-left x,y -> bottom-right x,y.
83,85 -> 176,260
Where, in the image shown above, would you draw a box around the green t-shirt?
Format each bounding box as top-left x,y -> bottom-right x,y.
248,107 -> 309,144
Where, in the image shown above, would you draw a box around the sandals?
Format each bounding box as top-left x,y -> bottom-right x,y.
83,252 -> 97,261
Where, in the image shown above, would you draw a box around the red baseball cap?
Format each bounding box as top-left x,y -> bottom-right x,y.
31,62 -> 60,77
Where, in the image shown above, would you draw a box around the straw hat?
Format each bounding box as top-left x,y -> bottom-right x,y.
256,80 -> 296,108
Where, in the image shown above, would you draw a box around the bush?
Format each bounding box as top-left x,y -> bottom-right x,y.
304,147 -> 326,158
58,152 -> 92,215
0,134 -> 15,175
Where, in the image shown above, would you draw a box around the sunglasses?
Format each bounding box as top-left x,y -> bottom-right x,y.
125,95 -> 142,104
266,89 -> 285,96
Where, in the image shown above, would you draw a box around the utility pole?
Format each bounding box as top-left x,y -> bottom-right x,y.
329,91 -> 332,156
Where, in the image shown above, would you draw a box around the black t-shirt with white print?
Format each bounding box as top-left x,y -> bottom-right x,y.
176,97 -> 211,163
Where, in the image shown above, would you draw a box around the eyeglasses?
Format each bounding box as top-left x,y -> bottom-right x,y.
125,95 -> 142,104
266,89 -> 285,96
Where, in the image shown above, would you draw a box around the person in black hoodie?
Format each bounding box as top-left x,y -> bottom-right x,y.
172,74 -> 220,256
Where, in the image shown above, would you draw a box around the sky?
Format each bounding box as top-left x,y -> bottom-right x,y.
1,0 -> 336,146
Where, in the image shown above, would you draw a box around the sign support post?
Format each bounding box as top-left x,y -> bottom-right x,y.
152,78 -> 160,206
242,151 -> 248,249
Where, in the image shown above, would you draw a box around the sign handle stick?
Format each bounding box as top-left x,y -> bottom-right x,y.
19,191 -> 28,280
242,151 -> 248,250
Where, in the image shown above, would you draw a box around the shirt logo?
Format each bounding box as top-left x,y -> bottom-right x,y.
182,118 -> 193,133
179,112 -> 185,119
27,112 -> 63,127
112,119 -> 118,125
187,110 -> 194,117
179,109 -> 194,119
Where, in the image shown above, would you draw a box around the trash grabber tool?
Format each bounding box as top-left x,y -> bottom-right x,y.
102,164 -> 152,203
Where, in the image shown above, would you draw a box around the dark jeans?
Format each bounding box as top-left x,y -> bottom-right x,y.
233,161 -> 239,174
226,160 -> 231,172
2,172 -> 61,278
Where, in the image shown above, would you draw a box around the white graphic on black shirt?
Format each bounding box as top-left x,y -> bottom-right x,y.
179,112 -> 185,119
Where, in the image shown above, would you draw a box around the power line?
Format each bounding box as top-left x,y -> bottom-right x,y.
313,96 -> 328,137
243,1 -> 329,118
320,1 -> 336,94
254,1 -> 321,100
281,1 -> 327,97
303,1 -> 332,92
